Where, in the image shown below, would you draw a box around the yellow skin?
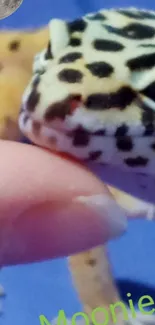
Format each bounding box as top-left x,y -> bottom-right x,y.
0,24 -> 154,324
0,27 -> 49,140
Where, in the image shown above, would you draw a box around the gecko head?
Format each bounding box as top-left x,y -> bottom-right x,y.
18,31 -> 104,160
18,64 -> 99,160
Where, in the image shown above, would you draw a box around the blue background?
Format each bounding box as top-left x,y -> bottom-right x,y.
0,1 -> 155,324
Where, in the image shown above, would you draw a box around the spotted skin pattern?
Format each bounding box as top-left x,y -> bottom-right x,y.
19,8 -> 155,325
19,7 -> 155,203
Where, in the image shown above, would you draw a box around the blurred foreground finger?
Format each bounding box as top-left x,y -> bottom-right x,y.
0,141 -> 127,266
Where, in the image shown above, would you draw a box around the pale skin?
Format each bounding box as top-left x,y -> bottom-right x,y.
0,139 -> 148,268
0,140 -> 153,325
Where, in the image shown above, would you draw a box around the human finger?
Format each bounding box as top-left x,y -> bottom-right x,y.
0,140 -> 127,266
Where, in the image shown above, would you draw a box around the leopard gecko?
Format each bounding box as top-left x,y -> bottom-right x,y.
18,7 -> 155,325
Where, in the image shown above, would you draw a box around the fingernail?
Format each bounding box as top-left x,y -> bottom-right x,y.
0,194 -> 127,267
75,194 -> 127,239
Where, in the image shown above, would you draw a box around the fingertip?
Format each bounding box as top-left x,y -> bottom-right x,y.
0,141 -> 126,266
0,194 -> 126,267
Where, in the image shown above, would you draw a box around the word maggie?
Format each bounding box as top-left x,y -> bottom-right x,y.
39,293 -> 155,325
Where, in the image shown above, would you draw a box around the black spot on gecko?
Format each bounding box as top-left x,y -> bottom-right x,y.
26,89 -> 40,112
69,38 -> 81,46
44,96 -> 76,121
93,39 -> 124,51
124,156 -> 149,167
8,40 -> 20,51
141,104 -> 155,136
105,23 -> 155,40
140,81 -> 155,102
118,9 -> 155,20
116,136 -> 133,151
59,52 -> 82,64
68,19 -> 87,33
45,103 -> 69,121
140,10 -> 155,19
123,23 -> 155,39
86,62 -> 114,78
143,124 -> 154,136
68,125 -> 90,147
127,52 -> 155,71
118,9 -> 144,19
45,42 -> 53,60
58,68 -> 83,83
115,124 -> 129,136
89,151 -> 102,160
93,129 -> 105,136
87,12 -> 106,21
139,43 -> 155,48
151,142 -> 155,150
44,95 -> 81,121
85,87 -> 136,110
